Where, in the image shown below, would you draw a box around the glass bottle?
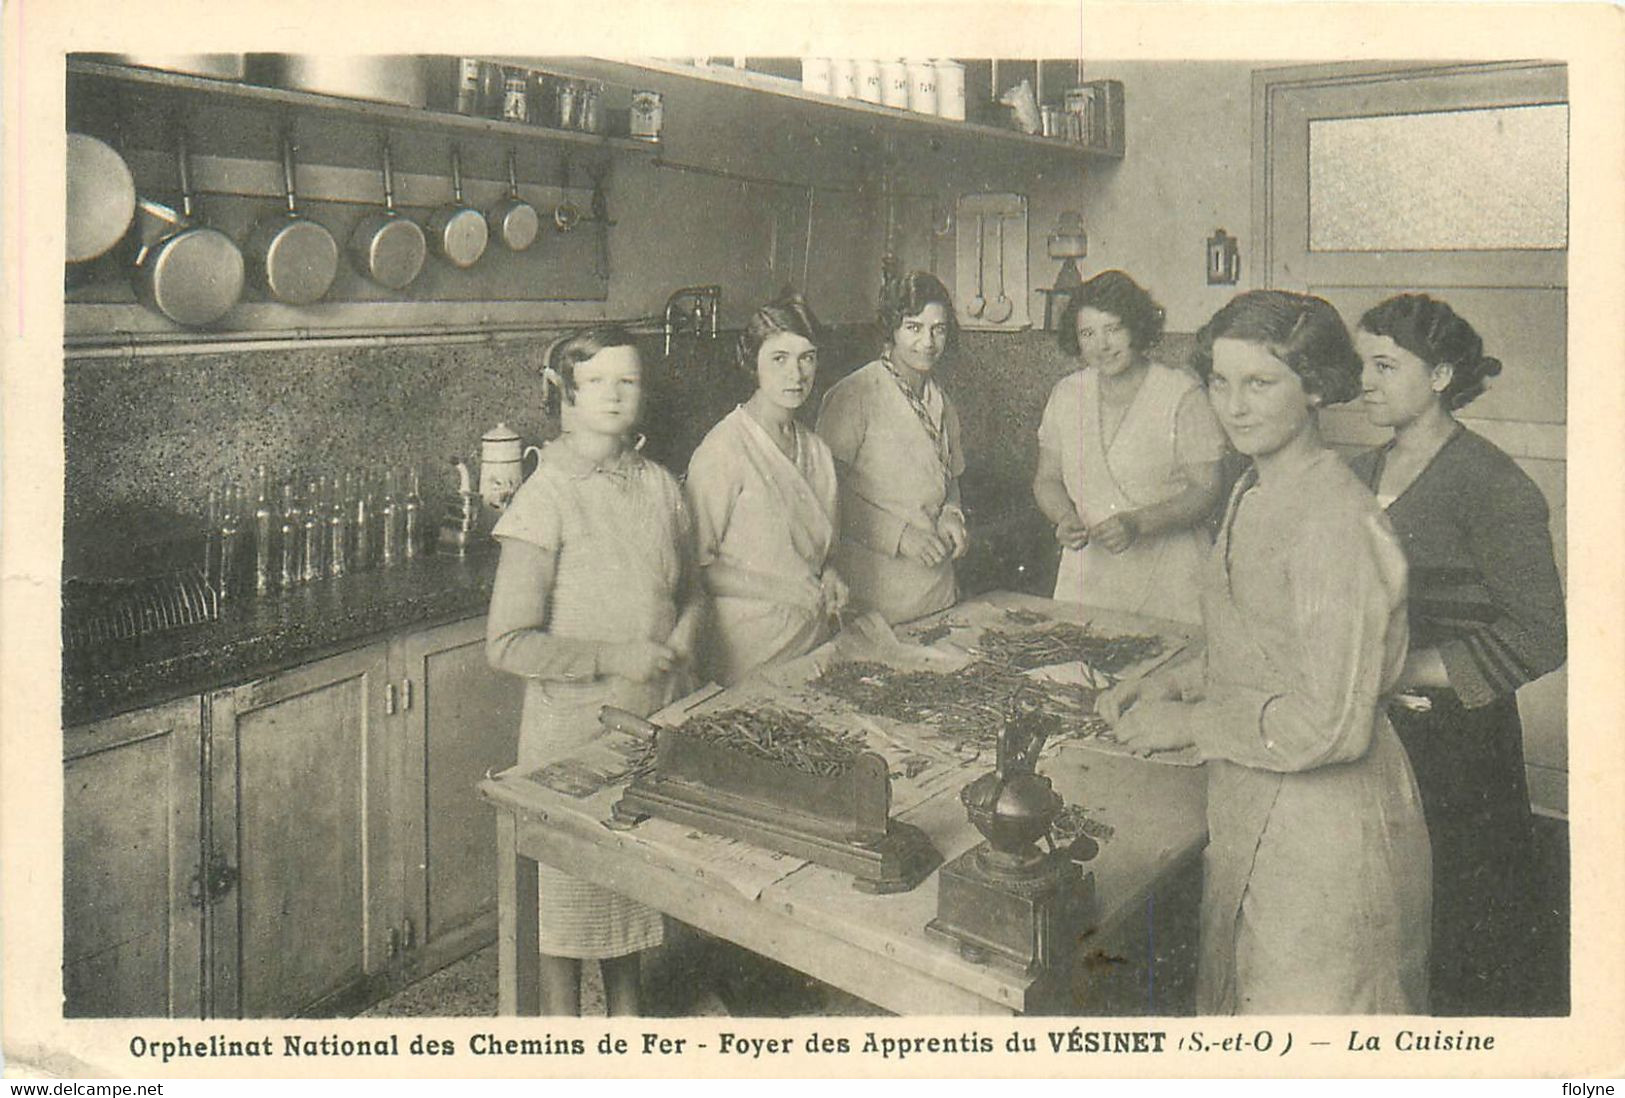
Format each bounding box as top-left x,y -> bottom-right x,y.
279,481 -> 300,590
329,472 -> 351,578
380,468 -> 400,568
403,466 -> 422,560
301,477 -> 325,583
253,465 -> 273,596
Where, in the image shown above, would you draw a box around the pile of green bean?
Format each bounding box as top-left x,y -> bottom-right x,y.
810,659 -> 1109,748
675,706 -> 868,778
974,622 -> 1165,675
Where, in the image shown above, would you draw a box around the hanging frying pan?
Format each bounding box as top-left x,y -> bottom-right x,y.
427,146 -> 488,268
348,138 -> 426,290
133,130 -> 246,327
486,148 -> 540,252
247,136 -> 338,305
66,132 -> 136,263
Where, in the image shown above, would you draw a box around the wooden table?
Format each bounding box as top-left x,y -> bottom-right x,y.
480,593 -> 1208,1016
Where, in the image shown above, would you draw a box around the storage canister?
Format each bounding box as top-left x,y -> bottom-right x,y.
880,59 -> 910,108
801,57 -> 833,95
831,59 -> 858,99
906,59 -> 937,114
933,58 -> 965,120
854,58 -> 882,103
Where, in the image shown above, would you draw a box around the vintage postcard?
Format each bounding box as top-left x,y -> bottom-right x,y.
4,0 -> 1622,1084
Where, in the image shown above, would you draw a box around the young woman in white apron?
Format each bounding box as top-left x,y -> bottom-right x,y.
686,294 -> 846,685
1033,270 -> 1226,625
817,271 -> 967,625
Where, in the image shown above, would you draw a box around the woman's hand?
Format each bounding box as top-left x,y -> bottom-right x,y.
1096,672 -> 1181,725
1088,512 -> 1140,554
1112,700 -> 1198,753
602,640 -> 678,682
937,509 -> 969,561
899,524 -> 951,568
1055,513 -> 1090,550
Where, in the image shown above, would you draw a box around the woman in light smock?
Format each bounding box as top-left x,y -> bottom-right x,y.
1351,294 -> 1565,1015
816,271 -> 967,625
485,327 -> 702,1015
1032,270 -> 1226,624
686,294 -> 847,686
1100,291 -> 1431,1013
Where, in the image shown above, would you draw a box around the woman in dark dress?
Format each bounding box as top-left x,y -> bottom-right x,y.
1351,293 -> 1567,1016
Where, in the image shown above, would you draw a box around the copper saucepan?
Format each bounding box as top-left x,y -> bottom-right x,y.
428,146 -> 488,268
247,136 -> 338,305
349,138 -> 426,290
133,131 -> 246,327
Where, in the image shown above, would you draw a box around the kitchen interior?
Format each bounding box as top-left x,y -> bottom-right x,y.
61,53 -> 1569,1019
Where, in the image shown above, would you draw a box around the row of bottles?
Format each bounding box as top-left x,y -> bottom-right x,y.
202,464 -> 425,601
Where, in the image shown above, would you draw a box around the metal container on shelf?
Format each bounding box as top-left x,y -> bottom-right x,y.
246,54 -> 428,108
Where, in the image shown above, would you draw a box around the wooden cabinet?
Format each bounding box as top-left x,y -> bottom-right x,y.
205,643 -> 395,1018
63,613 -> 521,1018
392,617 -> 523,978
63,697 -> 204,1017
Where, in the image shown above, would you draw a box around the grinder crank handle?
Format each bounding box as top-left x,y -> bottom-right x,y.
598,706 -> 658,740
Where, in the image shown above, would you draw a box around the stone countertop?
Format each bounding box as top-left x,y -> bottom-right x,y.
63,547 -> 502,728
62,482 -> 1051,729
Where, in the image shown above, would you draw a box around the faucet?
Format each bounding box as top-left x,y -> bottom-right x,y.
662,285 -> 722,356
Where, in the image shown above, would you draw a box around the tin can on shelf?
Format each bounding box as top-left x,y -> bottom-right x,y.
454,57 -> 482,115
502,71 -> 530,123
629,90 -> 664,141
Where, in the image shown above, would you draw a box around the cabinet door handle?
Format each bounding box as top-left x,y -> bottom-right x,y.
402,678 -> 414,712
385,683 -> 397,716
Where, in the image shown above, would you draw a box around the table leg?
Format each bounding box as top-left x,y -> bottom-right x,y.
496,811 -> 540,1016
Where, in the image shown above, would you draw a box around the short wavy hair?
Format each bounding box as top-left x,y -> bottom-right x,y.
737,292 -> 823,377
547,325 -> 639,411
1357,293 -> 1502,411
1191,290 -> 1362,405
877,270 -> 958,354
1057,269 -> 1167,357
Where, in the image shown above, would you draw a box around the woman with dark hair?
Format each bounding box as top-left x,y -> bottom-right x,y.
1032,270 -> 1226,623
1099,290 -> 1431,1013
486,326 -> 702,1014
816,270 -> 967,624
1351,293 -> 1565,1016
685,293 -> 846,685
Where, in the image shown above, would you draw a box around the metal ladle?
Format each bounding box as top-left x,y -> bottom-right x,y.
966,213 -> 987,318
985,215 -> 1014,324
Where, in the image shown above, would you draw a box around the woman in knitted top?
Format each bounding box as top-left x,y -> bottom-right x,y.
1351,293 -> 1566,1015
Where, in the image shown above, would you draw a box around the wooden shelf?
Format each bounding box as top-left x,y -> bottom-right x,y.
66,59 -> 658,156
544,58 -> 1125,162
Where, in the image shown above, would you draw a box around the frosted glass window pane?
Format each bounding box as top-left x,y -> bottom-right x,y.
1309,105 -> 1568,251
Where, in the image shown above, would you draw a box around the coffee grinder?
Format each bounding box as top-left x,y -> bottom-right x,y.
927,703 -> 1095,973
